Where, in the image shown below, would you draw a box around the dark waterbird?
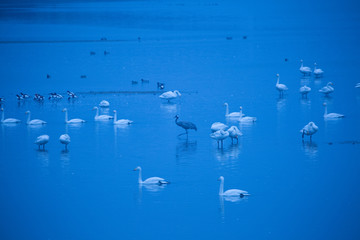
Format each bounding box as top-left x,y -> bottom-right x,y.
174,115 -> 197,136
157,82 -> 165,90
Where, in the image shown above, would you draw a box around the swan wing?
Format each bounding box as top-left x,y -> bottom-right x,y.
2,118 -> 21,123
68,118 -> 85,123
223,189 -> 249,196
114,119 -> 133,125
95,115 -> 114,120
29,119 -> 46,125
325,113 -> 345,118
142,177 -> 167,184
159,91 -> 176,99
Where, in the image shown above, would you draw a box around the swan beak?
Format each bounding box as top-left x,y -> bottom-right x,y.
133,168 -> 137,171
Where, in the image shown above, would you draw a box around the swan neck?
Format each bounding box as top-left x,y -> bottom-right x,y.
219,178 -> 224,195
64,111 -> 68,122
276,76 -> 279,85
324,105 -> 327,116
1,110 -> 3,122
27,112 -> 30,124
225,104 -> 229,115
95,108 -> 99,117
114,111 -> 117,122
138,168 -> 143,183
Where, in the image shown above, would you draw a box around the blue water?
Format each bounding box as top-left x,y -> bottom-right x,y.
1,1 -> 360,239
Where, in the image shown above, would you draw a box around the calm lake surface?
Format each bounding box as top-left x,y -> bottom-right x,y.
1,1 -> 360,239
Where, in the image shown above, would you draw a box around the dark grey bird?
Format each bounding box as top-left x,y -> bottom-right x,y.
174,115 -> 197,136
157,82 -> 165,90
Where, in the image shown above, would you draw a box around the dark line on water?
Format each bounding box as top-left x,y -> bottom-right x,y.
78,90 -> 198,95
0,39 -> 135,44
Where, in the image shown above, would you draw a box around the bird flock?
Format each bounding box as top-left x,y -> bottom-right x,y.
1,59 -> 359,201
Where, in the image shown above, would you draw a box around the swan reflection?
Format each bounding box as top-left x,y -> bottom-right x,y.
214,144 -> 241,162
276,97 -> 287,112
160,102 -> 177,113
302,140 -> 318,159
36,149 -> 49,168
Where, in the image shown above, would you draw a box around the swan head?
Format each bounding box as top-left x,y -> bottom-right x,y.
314,62 -> 317,66
300,59 -> 303,63
328,82 -> 333,85
0,108 -> 3,111
174,115 -> 179,119
93,106 -> 98,110
276,73 -> 279,77
62,108 -> 67,112
25,111 -> 30,114
218,176 -> 224,181
224,103 -> 228,106
239,106 -> 243,110
113,110 -> 117,113
174,90 -> 181,96
133,166 -> 141,171
323,102 -> 327,106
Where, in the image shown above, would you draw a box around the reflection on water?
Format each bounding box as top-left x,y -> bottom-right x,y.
300,76 -> 311,86
276,97 -> 287,112
219,194 -> 248,221
60,149 -> 70,170
36,149 -> 49,168
302,140 -> 318,159
176,139 -> 197,163
160,102 -> 177,113
214,143 -> 241,163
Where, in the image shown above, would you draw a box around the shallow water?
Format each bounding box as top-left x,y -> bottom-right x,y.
1,1 -> 360,240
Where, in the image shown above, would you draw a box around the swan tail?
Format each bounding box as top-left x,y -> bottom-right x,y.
159,180 -> 170,185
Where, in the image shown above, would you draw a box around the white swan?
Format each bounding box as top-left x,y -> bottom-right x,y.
218,176 -> 249,197
133,166 -> 169,184
319,82 -> 334,95
210,130 -> 229,148
299,59 -> 312,75
299,85 -> 311,97
300,122 -> 318,140
113,110 -> 133,125
313,63 -> 324,77
35,135 -> 49,150
93,106 -> 113,121
227,126 -> 242,143
25,111 -> 46,125
62,108 -> 85,124
59,134 -> 70,149
224,103 -> 244,118
159,90 -> 181,102
275,74 -> 288,95
1,108 -> 21,123
99,100 -> 110,107
323,103 -> 344,119
211,122 -> 228,132
238,106 -> 257,122
355,83 -> 360,88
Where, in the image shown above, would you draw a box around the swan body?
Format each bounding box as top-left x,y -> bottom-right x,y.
35,135 -> 49,149
25,111 -> 46,125
224,103 -> 244,118
299,59 -> 312,75
93,106 -> 113,121
1,108 -> 21,123
300,122 -> 318,140
211,122 -> 228,132
355,83 -> 360,88
275,74 -> 288,95
134,166 -> 169,185
113,110 -> 133,125
227,126 -> 242,143
313,63 -> 324,77
319,82 -> 334,95
62,108 -> 85,124
300,85 -> 311,97
59,134 -> 70,149
238,107 -> 257,122
323,103 -> 344,119
218,176 -> 249,197
159,90 -> 181,101
210,130 -> 229,148
99,100 -> 110,107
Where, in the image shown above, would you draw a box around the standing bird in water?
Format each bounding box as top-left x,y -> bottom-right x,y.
299,59 -> 312,75
35,135 -> 49,150
59,134 -> 71,150
174,115 -> 197,136
275,74 -> 288,97
300,122 -> 318,141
